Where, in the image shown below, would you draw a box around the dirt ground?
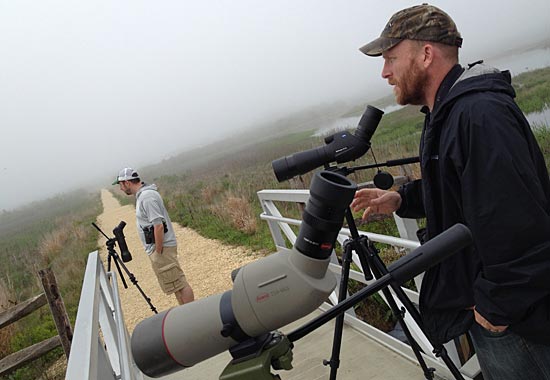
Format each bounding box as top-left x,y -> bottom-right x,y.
95,189 -> 263,332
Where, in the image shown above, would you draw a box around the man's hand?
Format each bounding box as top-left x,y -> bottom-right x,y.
474,308 -> 508,333
350,188 -> 402,220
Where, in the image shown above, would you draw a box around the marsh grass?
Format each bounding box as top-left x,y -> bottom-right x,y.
210,194 -> 258,234
0,279 -> 16,359
0,192 -> 101,380
513,67 -> 550,113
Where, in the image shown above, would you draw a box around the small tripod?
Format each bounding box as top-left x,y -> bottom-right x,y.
92,222 -> 158,314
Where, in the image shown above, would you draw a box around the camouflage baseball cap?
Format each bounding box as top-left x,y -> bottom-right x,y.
360,4 -> 462,57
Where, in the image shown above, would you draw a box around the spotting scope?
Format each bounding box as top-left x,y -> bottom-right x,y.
272,105 -> 384,182
131,170 -> 358,377
112,221 -> 132,262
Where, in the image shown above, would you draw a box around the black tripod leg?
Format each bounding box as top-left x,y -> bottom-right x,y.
379,286 -> 435,380
390,284 -> 466,380
107,253 -> 112,273
126,272 -> 158,314
323,242 -> 353,379
370,254 -> 465,380
433,346 -> 467,380
114,255 -> 158,314
111,253 -> 129,289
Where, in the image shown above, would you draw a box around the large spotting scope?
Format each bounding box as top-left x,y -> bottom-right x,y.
131,170 -> 358,377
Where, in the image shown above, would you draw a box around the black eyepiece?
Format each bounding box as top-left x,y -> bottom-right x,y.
295,171 -> 357,259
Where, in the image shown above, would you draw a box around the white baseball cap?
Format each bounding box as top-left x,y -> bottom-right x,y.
112,167 -> 140,185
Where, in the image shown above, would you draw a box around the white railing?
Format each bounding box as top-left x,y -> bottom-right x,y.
257,188 -> 480,380
66,251 -> 143,380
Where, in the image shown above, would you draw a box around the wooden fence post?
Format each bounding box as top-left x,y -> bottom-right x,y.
38,268 -> 73,360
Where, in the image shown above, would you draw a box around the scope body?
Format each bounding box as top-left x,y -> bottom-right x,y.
132,246 -> 336,376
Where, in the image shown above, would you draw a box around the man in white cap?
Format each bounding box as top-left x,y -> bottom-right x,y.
113,167 -> 194,305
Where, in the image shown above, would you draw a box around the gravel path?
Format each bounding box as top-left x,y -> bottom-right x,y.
95,189 -> 263,332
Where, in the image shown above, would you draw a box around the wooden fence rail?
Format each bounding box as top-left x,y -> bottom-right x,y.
0,268 -> 72,377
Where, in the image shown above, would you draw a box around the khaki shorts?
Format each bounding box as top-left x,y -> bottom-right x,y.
148,246 -> 189,294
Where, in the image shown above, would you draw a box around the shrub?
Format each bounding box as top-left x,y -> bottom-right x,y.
210,194 -> 258,235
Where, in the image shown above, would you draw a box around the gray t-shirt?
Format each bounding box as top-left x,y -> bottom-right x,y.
135,183 -> 177,254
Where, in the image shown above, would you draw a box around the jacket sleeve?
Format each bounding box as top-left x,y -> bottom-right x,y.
450,98 -> 550,326
396,179 -> 426,219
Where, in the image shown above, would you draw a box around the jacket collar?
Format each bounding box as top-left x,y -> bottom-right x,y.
431,64 -> 464,116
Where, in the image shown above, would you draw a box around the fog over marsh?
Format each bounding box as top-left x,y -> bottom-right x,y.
1,0 -> 549,211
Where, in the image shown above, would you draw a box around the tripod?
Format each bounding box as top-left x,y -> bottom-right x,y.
290,159 -> 462,379
92,222 -> 158,314
319,208 -> 465,380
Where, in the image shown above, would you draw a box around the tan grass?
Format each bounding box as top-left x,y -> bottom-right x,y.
201,184 -> 221,205
211,194 -> 257,234
0,278 -> 16,357
39,229 -> 67,265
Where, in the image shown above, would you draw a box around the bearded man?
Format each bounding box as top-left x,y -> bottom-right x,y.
351,4 -> 550,379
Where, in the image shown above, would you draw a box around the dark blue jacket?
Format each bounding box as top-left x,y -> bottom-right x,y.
397,63 -> 550,346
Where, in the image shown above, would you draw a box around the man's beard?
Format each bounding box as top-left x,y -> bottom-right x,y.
394,60 -> 427,106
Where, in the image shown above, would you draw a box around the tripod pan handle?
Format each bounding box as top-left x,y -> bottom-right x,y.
388,223 -> 473,284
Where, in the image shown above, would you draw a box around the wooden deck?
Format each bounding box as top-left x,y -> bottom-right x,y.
153,309 -> 437,380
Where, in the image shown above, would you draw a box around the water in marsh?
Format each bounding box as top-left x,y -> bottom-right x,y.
315,46 -> 550,136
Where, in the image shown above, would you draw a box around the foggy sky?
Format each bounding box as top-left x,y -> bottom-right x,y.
1,0 -> 549,211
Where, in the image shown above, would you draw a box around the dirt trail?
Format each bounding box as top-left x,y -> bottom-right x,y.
95,189 -> 262,332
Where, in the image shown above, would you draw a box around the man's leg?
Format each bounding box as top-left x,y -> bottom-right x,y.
174,285 -> 194,305
149,246 -> 194,305
470,323 -> 550,380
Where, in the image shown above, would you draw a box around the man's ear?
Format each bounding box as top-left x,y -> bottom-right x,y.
422,43 -> 435,68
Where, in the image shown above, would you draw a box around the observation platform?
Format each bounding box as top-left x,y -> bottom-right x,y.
155,309 -> 435,380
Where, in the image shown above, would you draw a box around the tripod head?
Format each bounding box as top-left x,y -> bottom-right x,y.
92,221 -> 132,263
325,156 -> 420,190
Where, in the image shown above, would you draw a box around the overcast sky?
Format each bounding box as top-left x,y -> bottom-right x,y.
1,0 -> 549,211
